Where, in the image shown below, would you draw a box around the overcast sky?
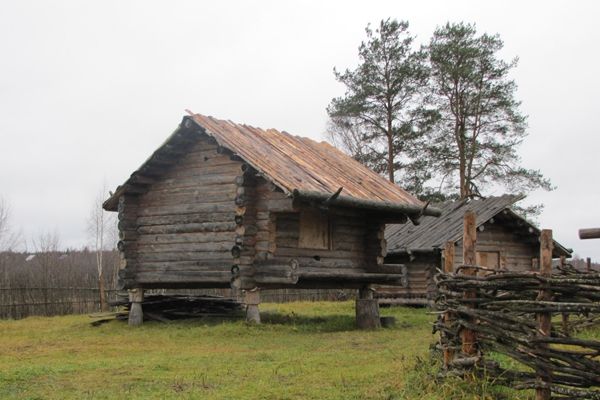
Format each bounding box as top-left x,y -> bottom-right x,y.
0,0 -> 598,258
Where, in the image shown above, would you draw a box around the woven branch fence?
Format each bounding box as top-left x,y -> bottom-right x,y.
435,212 -> 600,399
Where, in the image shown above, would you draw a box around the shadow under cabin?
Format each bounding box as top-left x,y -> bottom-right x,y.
103,113 -> 441,327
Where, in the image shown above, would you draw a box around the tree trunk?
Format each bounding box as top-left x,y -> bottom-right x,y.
458,121 -> 469,198
98,267 -> 107,312
386,127 -> 394,182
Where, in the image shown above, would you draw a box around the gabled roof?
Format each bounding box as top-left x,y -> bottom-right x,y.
103,113 -> 441,220
386,195 -> 572,258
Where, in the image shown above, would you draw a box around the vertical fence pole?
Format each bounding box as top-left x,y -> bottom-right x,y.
537,229 -> 553,400
461,211 -> 477,358
587,257 -> 592,273
560,256 -> 570,336
443,241 -> 455,368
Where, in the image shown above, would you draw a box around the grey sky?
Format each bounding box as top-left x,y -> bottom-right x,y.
0,0 -> 598,258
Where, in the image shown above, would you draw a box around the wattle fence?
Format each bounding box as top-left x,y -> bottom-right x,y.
436,212 -> 600,399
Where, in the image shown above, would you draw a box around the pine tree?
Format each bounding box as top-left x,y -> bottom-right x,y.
327,19 -> 429,187
426,22 -> 552,200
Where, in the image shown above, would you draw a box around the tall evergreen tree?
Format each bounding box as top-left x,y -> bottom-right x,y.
327,19 -> 429,186
426,22 -> 552,200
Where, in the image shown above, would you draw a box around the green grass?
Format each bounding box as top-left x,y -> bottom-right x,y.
0,301 -> 530,399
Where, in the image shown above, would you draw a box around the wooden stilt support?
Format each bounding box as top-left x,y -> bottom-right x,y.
244,288 -> 261,324
356,286 -> 380,329
536,229 -> 553,400
128,288 -> 144,327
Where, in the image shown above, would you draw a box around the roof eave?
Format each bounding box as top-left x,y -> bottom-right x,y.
292,189 -> 442,223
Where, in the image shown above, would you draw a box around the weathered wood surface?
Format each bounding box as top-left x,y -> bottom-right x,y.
186,114 -> 424,209
244,290 -> 261,324
356,287 -> 380,329
386,195 -> 571,259
443,241 -> 455,369
461,211 -> 477,358
435,237 -> 600,398
128,289 -> 144,326
579,228 -> 600,240
536,230 -> 553,400
381,215 -> 554,303
118,138 -> 240,289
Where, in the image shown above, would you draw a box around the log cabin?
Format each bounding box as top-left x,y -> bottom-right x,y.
378,195 -> 572,306
103,113 -> 441,326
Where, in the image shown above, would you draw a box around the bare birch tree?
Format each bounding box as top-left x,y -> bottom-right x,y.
0,197 -> 21,251
87,185 -> 116,311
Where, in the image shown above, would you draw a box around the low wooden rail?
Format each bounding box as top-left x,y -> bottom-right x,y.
0,288 -> 119,319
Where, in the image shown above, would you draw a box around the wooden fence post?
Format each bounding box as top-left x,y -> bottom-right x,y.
461,211 -> 477,358
443,241 -> 455,368
587,257 -> 592,273
537,229 -> 553,400
560,256 -> 570,336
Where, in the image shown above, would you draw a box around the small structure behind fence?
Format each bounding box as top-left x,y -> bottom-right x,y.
435,211 -> 600,399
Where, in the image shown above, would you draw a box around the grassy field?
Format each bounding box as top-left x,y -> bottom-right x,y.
0,301 -> 531,400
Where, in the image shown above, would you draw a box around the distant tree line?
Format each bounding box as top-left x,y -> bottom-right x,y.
0,188 -> 118,316
328,20 -> 553,216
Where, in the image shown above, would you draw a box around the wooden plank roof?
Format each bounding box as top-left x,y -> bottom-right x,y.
385,195 -> 572,258
104,113 -> 440,219
190,114 -> 421,204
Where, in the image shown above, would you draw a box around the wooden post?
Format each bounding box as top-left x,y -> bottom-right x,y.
443,241 -> 455,368
587,257 -> 592,273
461,211 -> 477,357
244,289 -> 261,324
578,228 -> 600,239
560,256 -> 570,336
537,229 -> 553,400
356,286 -> 380,329
128,288 -> 144,327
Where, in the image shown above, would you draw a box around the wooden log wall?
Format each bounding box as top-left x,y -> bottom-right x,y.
253,179 -> 295,261
267,207 -> 397,288
120,139 -> 242,289
117,194 -> 140,288
453,222 -> 538,272
375,254 -> 438,304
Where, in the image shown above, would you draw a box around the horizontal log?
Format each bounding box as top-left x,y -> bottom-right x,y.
159,162 -> 242,177
140,182 -> 238,198
137,231 -> 236,244
299,271 -> 407,285
137,222 -> 236,235
136,203 -> 235,217
257,198 -> 295,212
579,228 -> 600,240
136,251 -> 233,262
135,260 -> 233,271
252,258 -> 300,284
137,241 -> 233,253
292,189 -> 441,219
139,193 -> 236,208
135,270 -> 232,284
137,212 -> 235,226
147,173 -> 240,190
274,247 -> 364,259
